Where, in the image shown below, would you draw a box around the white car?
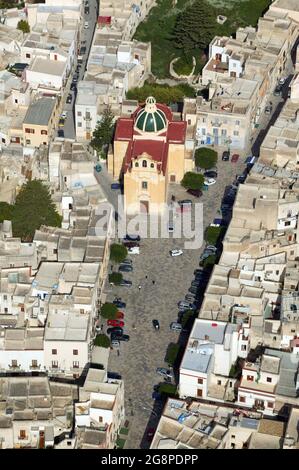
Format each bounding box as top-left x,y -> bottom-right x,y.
170,249 -> 183,257
204,178 -> 216,186
61,111 -> 68,119
279,77 -> 287,85
84,21 -> 89,29
128,246 -> 140,255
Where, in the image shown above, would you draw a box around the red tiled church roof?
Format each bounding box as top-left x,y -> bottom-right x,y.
123,139 -> 169,176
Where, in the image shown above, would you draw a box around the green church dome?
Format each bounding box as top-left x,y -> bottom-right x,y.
135,96 -> 167,133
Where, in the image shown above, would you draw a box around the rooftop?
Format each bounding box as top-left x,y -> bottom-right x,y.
23,97 -> 56,126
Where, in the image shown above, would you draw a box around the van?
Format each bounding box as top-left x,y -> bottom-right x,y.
170,322 -> 182,332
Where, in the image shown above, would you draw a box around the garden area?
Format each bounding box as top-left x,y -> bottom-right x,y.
134,0 -> 272,78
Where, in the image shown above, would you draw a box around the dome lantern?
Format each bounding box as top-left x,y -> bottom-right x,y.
135,96 -> 167,133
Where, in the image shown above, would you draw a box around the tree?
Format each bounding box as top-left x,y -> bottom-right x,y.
12,180 -> 62,241
181,172 -> 204,190
181,309 -> 194,328
205,226 -> 224,245
158,383 -> 178,397
126,82 -> 195,104
109,272 -> 123,285
110,243 -> 128,264
90,106 -> 115,156
17,20 -> 30,34
100,302 -> 118,320
200,253 -> 217,268
195,148 -> 218,170
0,202 -> 14,223
173,0 -> 217,54
165,343 -> 180,367
94,334 -> 111,348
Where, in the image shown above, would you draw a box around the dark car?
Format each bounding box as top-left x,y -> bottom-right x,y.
57,129 -> 64,138
274,84 -> 283,96
188,286 -> 199,294
204,170 -> 218,178
123,234 -> 141,242
111,333 -> 130,342
66,94 -> 72,104
187,189 -> 203,198
113,299 -> 126,309
70,82 -> 77,91
222,151 -> 230,161
111,182 -> 121,190
80,46 -> 87,55
119,279 -> 132,287
121,259 -> 132,266
118,264 -> 133,273
107,326 -> 123,335
107,372 -> 122,380
152,319 -> 160,330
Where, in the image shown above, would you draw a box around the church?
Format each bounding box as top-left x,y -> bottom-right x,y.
108,96 -> 193,214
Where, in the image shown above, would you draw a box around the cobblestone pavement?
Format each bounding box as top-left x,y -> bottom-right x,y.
106,156 -> 248,448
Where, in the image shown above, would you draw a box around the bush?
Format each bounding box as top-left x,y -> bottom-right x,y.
173,55 -> 193,76
165,343 -> 180,367
195,148 -> 218,169
17,20 -> 30,33
126,81 -> 195,104
94,334 -> 110,348
200,254 -> 217,268
205,226 -> 224,245
181,309 -> 194,328
181,172 -> 204,190
100,302 -> 118,320
110,243 -> 128,263
158,383 -> 178,397
109,272 -> 123,285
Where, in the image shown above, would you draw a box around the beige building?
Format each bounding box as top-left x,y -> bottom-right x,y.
23,97 -> 58,148
108,96 -> 192,214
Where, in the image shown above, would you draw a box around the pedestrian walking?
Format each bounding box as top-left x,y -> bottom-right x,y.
145,275 -> 148,280
152,280 -> 155,285
138,284 -> 142,291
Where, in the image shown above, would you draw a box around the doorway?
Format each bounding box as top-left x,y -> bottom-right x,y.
140,201 -> 149,213
170,174 -> 176,182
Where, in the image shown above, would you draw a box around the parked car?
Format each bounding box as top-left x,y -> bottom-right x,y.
167,222 -> 174,233
121,259 -> 132,266
111,333 -> 130,342
222,151 -> 230,161
231,153 -> 240,163
70,83 -> 77,91
185,293 -> 197,302
204,178 -> 216,186
123,234 -> 141,242
178,199 -> 192,207
107,372 -> 121,379
200,250 -> 215,261
116,311 -> 125,319
236,174 -> 246,184
128,246 -> 140,255
66,94 -> 72,104
107,326 -> 123,335
170,249 -> 183,257
57,129 -> 64,138
113,299 -> 126,309
84,21 -> 89,29
170,322 -> 182,332
265,105 -> 272,115
191,279 -> 202,287
274,84 -> 283,96
178,300 -> 194,309
279,76 -> 287,85
206,245 -> 217,252
107,319 -> 124,328
111,182 -> 121,190
60,111 -> 68,119
58,118 -> 65,128
119,279 -> 132,287
152,319 -> 160,330
194,269 -> 204,276
204,170 -> 217,179
188,286 -> 199,294
187,189 -> 202,198
111,340 -> 120,348
156,368 -> 173,379
152,391 -> 162,400
118,264 -> 133,273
